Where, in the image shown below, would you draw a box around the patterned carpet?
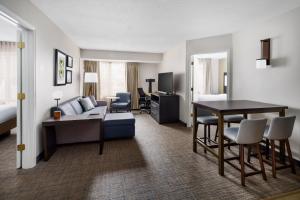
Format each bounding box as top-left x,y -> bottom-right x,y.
0,113 -> 300,200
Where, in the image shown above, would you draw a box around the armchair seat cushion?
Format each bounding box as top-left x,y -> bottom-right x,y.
111,102 -> 129,108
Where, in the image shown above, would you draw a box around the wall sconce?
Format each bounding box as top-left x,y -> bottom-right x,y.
256,38 -> 271,69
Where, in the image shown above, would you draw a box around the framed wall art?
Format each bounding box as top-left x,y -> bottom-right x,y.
66,70 -> 72,84
54,49 -> 67,86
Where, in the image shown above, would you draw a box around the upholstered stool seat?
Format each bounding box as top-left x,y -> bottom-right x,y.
104,112 -> 135,140
197,116 -> 218,124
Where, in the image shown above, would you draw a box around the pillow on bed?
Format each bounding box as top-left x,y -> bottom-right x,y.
80,97 -> 95,111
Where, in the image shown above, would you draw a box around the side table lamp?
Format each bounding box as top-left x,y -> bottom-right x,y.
52,90 -> 63,120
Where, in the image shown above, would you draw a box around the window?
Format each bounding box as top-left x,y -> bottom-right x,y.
99,61 -> 127,99
0,41 -> 17,103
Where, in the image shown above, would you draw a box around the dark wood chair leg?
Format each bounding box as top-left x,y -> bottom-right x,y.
214,126 -> 218,142
208,125 -> 211,142
271,140 -> 276,178
204,125 -> 207,154
227,139 -> 231,150
240,144 -> 245,186
195,123 -> 199,134
285,139 -> 296,174
265,139 -> 270,160
247,145 -> 252,163
256,143 -> 267,180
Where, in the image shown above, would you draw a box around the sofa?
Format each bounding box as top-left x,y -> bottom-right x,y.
50,96 -> 135,144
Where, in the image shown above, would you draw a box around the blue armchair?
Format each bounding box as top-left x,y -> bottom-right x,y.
111,92 -> 131,112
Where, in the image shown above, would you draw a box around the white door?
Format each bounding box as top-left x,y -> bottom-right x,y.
16,29 -> 24,168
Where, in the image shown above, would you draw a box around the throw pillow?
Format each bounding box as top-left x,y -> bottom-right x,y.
80,97 -> 95,111
89,96 -> 98,107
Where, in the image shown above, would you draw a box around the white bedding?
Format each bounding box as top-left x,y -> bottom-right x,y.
0,103 -> 17,124
195,94 -> 227,101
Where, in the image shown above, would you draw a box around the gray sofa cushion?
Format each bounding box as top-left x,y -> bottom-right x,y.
84,106 -> 107,115
80,97 -> 95,111
89,96 -> 98,107
70,99 -> 83,114
59,103 -> 77,115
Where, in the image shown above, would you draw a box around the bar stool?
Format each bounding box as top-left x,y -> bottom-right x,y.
224,119 -> 267,186
263,116 -> 296,178
214,114 -> 245,141
195,109 -> 218,153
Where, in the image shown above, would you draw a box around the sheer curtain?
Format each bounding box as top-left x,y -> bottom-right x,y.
0,41 -> 17,103
193,58 -> 212,97
99,61 -> 127,99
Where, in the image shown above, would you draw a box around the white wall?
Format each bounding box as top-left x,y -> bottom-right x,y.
138,63 -> 158,93
232,7 -> 300,160
158,42 -> 187,122
81,49 -> 162,63
0,0 -> 80,158
185,34 -> 232,126
0,17 -> 17,41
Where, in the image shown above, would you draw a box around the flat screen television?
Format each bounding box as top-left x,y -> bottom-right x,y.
158,72 -> 173,94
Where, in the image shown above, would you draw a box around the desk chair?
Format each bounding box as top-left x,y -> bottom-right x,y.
138,88 -> 151,114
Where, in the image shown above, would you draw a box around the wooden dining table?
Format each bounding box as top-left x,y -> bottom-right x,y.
192,100 -> 288,176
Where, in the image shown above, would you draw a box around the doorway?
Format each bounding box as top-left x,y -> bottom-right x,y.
0,7 -> 36,169
188,51 -> 229,126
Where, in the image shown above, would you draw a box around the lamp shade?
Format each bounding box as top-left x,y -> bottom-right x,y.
84,72 -> 98,83
52,90 -> 63,99
256,59 -> 268,69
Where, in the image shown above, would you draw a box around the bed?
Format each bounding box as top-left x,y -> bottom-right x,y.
194,94 -> 227,101
0,103 -> 17,135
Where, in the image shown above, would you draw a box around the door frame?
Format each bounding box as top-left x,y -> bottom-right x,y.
186,50 -> 232,127
0,5 -> 37,169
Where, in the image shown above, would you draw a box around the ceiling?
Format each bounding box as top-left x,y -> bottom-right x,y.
30,0 -> 300,53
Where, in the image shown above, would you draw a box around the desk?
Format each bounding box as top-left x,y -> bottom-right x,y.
42,113 -> 105,161
192,100 -> 288,176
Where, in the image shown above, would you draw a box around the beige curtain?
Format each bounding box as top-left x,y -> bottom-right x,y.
83,60 -> 100,99
127,63 -> 139,109
0,41 -> 17,103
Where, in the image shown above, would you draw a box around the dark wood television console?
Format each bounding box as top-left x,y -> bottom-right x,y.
150,93 -> 179,124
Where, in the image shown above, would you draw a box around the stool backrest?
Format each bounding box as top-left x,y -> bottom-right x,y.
236,119 -> 267,144
266,116 -> 296,140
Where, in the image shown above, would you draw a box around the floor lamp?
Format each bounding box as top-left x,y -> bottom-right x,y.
84,72 -> 98,97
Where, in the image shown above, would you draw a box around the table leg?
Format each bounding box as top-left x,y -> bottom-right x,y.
193,105 -> 197,153
42,125 -> 57,161
218,113 -> 224,176
110,99 -> 112,113
279,109 -> 286,164
99,119 -> 104,155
